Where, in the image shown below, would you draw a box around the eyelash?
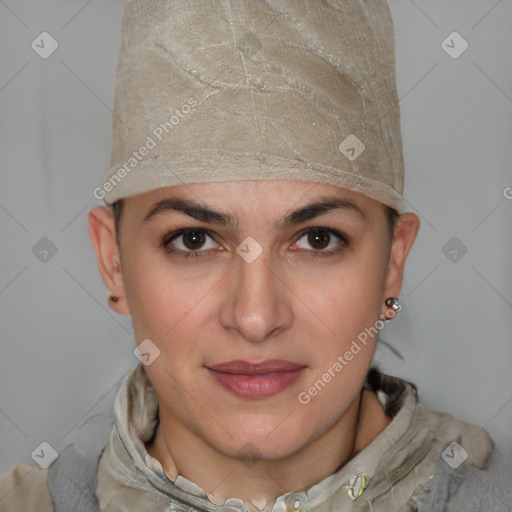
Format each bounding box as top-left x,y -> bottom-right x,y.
161,227 -> 350,259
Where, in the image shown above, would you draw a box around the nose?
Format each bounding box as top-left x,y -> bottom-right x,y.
219,246 -> 294,343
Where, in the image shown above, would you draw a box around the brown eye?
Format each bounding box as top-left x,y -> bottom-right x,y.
307,229 -> 331,250
163,228 -> 218,256
294,227 -> 350,255
182,230 -> 206,250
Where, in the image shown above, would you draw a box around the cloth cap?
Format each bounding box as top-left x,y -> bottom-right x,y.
101,0 -> 405,213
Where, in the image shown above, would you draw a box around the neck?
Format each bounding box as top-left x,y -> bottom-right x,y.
145,389 -> 390,506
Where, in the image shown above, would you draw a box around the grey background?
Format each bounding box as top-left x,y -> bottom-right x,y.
1,0 -> 511,477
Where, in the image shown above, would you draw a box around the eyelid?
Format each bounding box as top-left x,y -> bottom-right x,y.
162,226 -> 350,258
292,227 -> 350,254
162,227 -> 220,253
159,227 -> 224,258
295,226 -> 350,243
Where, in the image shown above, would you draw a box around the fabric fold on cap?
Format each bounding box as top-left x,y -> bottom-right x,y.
101,0 -> 405,213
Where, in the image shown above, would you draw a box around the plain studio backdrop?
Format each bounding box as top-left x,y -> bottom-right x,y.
0,0 -> 511,480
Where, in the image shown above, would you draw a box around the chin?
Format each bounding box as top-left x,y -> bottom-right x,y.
208,424 -> 311,462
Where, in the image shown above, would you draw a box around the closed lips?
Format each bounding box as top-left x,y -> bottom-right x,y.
207,360 -> 306,375
206,360 -> 308,399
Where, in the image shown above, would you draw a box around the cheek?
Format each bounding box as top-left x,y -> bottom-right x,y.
121,250 -> 222,369
293,244 -> 388,344
121,250 -> 190,339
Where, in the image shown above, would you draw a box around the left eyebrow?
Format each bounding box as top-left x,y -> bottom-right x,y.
276,195 -> 367,229
143,195 -> 366,229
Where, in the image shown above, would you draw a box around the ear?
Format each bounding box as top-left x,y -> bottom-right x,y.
88,206 -> 130,315
381,212 -> 420,316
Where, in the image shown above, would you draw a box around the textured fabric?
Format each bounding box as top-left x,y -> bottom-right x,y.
416,450 -> 512,512
0,463 -> 53,512
94,364 -> 495,511
47,445 -> 102,512
101,0 -> 405,212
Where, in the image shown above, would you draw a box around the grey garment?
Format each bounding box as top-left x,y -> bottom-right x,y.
44,364 -> 509,512
46,378 -> 120,512
416,448 -> 512,512
47,387 -> 118,512
47,445 -> 102,512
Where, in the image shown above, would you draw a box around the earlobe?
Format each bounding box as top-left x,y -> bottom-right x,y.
88,206 -> 130,315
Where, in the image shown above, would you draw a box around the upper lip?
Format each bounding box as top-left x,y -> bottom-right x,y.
207,359 -> 306,375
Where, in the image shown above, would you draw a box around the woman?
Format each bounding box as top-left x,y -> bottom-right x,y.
0,1 -> 505,510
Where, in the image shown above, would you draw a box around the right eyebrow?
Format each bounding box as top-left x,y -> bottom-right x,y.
143,197 -> 237,229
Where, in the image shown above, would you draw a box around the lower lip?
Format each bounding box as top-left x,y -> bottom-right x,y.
206,367 -> 306,399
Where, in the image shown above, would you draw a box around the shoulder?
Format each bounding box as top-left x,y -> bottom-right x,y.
0,463 -> 53,512
367,370 -> 509,510
429,409 -> 494,469
414,409 -> 512,511
416,444 -> 512,512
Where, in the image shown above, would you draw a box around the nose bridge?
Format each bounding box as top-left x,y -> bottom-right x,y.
222,245 -> 293,343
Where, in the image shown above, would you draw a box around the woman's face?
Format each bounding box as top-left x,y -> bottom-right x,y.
99,180 -> 415,460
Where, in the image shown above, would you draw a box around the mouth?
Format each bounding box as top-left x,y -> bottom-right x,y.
206,359 -> 307,399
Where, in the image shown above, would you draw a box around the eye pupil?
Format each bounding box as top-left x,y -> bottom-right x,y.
183,230 -> 205,250
308,229 -> 329,250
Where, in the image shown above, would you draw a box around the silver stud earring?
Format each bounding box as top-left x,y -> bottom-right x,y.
380,297 -> 401,321
385,297 -> 402,312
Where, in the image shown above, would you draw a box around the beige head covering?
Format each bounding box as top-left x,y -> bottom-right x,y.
100,0 -> 404,213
